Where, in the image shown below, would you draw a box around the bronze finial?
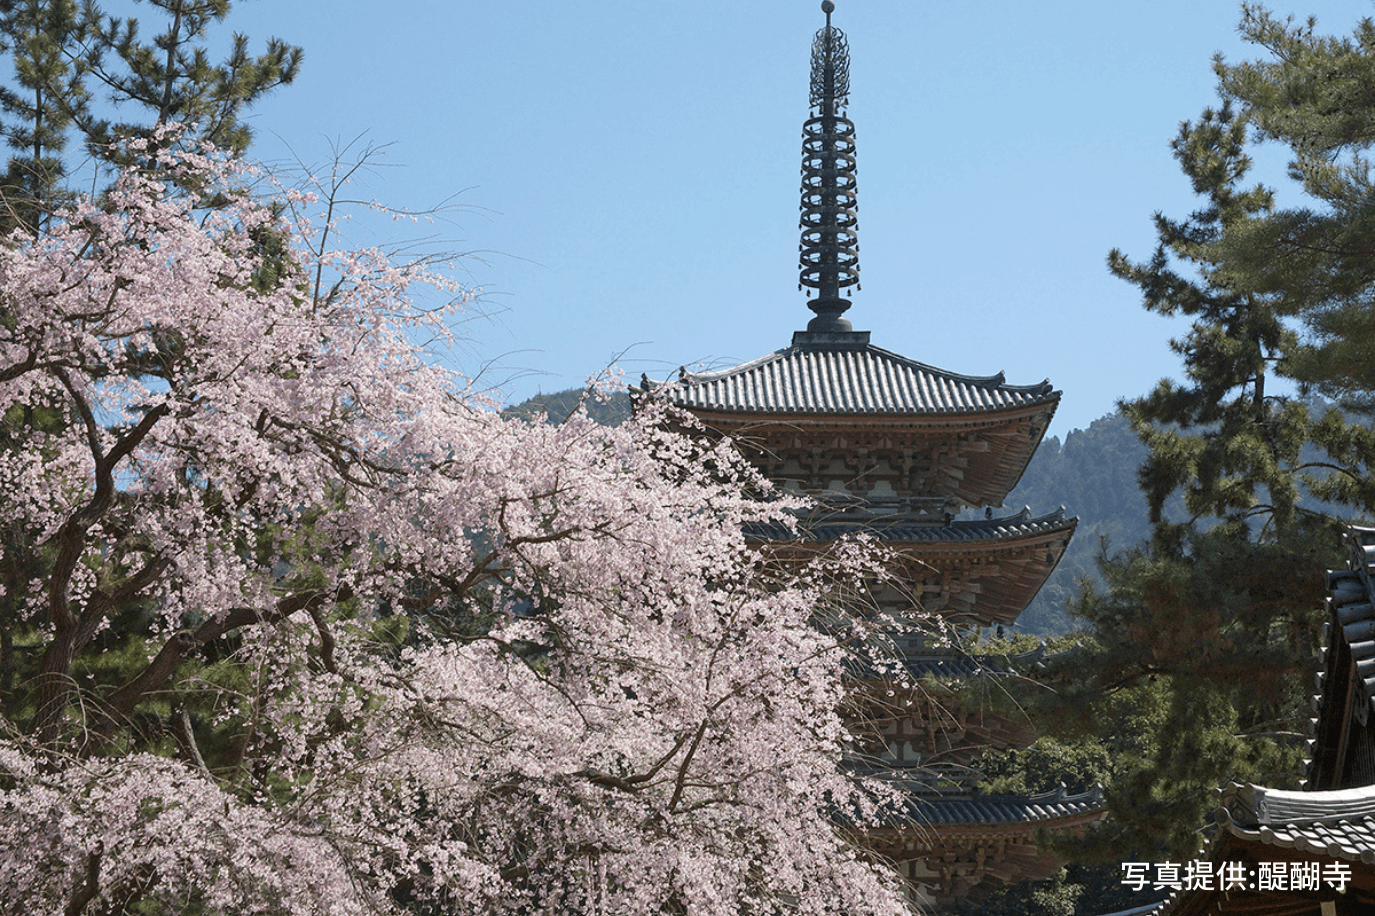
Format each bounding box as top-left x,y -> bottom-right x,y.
798,0 -> 859,333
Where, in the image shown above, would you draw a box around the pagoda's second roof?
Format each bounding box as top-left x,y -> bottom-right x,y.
847,646 -> 1058,684
901,645 -> 1059,680
845,646 -> 1031,682
661,340 -> 1057,416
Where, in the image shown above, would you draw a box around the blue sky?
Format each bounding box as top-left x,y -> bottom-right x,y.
217,0 -> 1375,435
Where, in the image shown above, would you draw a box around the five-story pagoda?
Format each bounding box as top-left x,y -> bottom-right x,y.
651,3 -> 1100,908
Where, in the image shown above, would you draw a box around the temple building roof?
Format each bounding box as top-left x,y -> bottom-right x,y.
1214,782 -> 1375,861
660,337 -> 1058,418
1144,781 -> 1375,915
1307,525 -> 1375,790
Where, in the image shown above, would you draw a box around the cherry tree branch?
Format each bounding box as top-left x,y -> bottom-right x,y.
102,586 -> 355,734
62,843 -> 101,916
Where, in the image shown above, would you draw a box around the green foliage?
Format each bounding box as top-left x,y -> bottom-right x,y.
956,864 -> 1148,916
1210,6 -> 1375,415
1019,15 -> 1375,864
0,0 -> 301,232
955,868 -> 1084,916
0,0 -> 87,230
76,0 -> 302,161
977,735 -> 1113,798
954,866 -> 1128,916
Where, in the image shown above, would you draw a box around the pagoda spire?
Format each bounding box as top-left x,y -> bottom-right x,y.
798,0 -> 860,333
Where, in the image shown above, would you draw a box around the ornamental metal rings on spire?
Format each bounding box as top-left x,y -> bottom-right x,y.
799,4 -> 859,333
809,12 -> 850,108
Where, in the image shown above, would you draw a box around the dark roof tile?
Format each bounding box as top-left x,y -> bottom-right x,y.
659,343 -> 1057,416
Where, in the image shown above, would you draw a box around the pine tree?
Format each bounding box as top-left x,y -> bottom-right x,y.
1209,5 -> 1375,511
1031,102 -> 1350,862
0,0 -> 87,232
73,0 -> 302,162
0,0 -> 301,231
1039,5 -> 1375,857
0,0 -> 300,762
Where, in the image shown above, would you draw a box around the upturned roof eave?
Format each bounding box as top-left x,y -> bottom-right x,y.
655,342 -> 1061,418
1148,780 -> 1375,916
1222,780 -> 1375,833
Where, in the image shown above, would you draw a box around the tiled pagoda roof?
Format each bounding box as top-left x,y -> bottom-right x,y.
659,334 -> 1058,417
749,506 -> 1074,545
755,507 -> 1075,626
844,644 -> 1058,682
873,782 -> 1104,830
808,506 -> 1071,543
902,649 -> 1006,680
900,644 -> 1062,679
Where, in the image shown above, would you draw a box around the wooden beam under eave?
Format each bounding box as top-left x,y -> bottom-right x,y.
681,400 -> 1058,509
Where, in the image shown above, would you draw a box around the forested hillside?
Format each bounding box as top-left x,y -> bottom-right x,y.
1000,413 -> 1151,634
503,387 -> 632,426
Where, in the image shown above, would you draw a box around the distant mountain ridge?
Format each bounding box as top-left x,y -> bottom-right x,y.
502,388 -> 632,427
995,413 -> 1150,634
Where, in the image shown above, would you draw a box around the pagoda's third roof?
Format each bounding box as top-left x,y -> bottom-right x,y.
662,342 -> 1057,416
749,506 -> 1075,545
876,783 -> 1105,829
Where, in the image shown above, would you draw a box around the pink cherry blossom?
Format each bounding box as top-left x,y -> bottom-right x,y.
0,140 -> 915,915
